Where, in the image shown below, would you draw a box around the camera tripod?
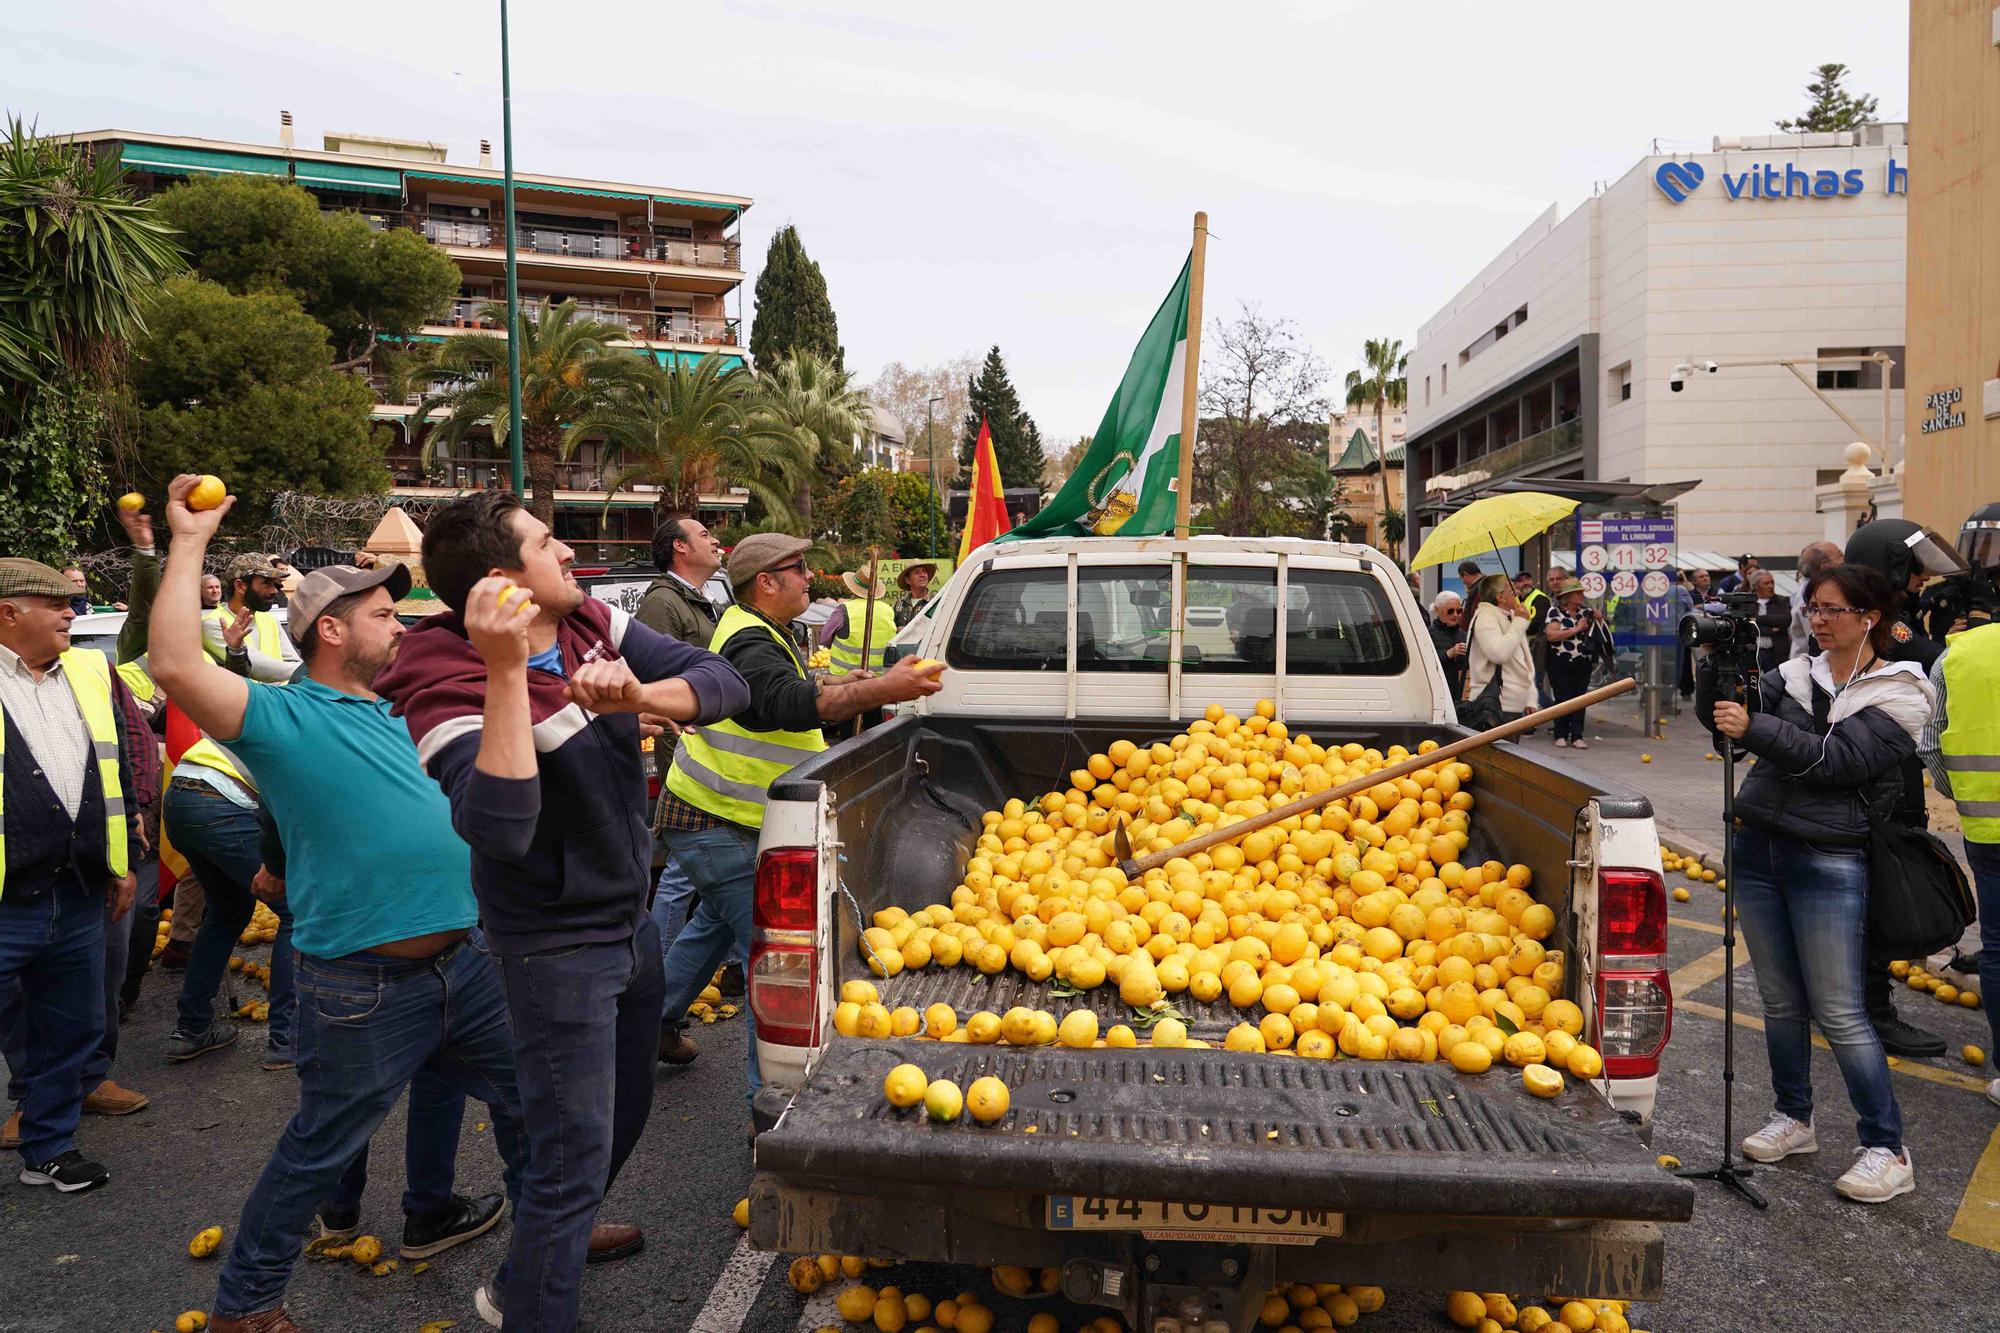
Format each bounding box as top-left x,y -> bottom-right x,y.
1674,738 -> 1767,1209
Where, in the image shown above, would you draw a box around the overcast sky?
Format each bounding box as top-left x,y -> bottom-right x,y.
10,1 -> 1908,440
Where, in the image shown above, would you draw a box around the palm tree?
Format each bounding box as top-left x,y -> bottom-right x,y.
1343,336 -> 1408,544
583,352 -> 811,524
0,115 -> 185,431
752,351 -> 872,527
413,298 -> 653,524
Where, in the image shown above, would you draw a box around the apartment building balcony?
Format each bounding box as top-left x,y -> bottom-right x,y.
426,298 -> 740,348
409,214 -> 741,274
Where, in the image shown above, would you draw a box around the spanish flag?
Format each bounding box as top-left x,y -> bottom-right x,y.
957,414 -> 1013,562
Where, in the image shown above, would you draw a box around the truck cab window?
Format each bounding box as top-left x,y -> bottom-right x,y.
1189,566 -> 1406,675
947,567 -> 1068,670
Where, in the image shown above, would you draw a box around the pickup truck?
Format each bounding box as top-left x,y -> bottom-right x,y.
743,536 -> 1690,1328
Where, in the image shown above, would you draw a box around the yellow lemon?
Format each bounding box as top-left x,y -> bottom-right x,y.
1105,1023 -> 1138,1048
1558,1300 -> 1597,1331
1448,1041 -> 1492,1074
924,1079 -> 964,1123
118,491 -> 146,512
837,1285 -> 880,1322
1671,887 -> 1690,903
1224,1022 -> 1267,1053
186,474 -> 227,511
732,1197 -> 751,1227
841,979 -> 881,1006
856,1003 -> 893,1039
1966,1045 -> 1988,1067
1566,1043 -> 1604,1080
966,1076 -> 1010,1123
188,1225 -> 224,1258
883,1063 -> 929,1108
965,1011 -> 1002,1044
1522,1063 -> 1565,1098
1502,1031 -> 1546,1068
1151,1017 -> 1188,1048
1445,1292 -> 1486,1328
924,1003 -> 958,1038
1542,998 -> 1584,1036
1058,1010 -> 1099,1049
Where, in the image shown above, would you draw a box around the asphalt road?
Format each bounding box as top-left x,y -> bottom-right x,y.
6,890 -> 1997,1333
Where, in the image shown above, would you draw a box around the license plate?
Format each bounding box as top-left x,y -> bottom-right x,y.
1046,1196 -> 1343,1245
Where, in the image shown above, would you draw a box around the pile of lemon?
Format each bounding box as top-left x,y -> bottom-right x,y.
1444,1292 -> 1646,1333
238,901 -> 281,947
847,701 -> 1603,1093
690,974 -> 741,1025
1890,958 -> 1983,1010
1257,1280 -> 1389,1328
825,1281 -> 996,1333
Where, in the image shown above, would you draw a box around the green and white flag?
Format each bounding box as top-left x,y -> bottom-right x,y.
1002,256 -> 1192,541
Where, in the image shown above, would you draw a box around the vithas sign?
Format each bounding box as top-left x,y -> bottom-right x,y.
1654,158 -> 1908,204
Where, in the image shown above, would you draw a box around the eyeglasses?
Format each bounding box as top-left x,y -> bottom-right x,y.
1805,604 -> 1862,620
766,560 -> 806,579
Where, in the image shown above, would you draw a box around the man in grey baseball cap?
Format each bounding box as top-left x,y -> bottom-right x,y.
287,562 -> 412,658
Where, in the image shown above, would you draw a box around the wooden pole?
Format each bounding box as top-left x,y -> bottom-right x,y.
852,545 -> 883,738
1118,677 -> 1636,877
1171,212 -> 1209,541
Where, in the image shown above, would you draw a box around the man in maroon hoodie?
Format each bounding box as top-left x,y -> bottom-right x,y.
376,492 -> 747,1332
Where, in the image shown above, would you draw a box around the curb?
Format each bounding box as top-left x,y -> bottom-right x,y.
1656,827 -> 1724,873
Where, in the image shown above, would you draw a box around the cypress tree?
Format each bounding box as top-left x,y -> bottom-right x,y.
748,225 -> 844,371
958,345 -> 1046,490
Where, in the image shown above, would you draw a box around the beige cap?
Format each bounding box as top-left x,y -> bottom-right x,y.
726,533 -> 813,590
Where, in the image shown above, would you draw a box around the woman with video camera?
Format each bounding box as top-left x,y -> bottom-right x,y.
1713,564 -> 1935,1204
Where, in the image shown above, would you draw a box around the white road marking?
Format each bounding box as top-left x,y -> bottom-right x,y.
690,1234 -> 778,1333
795,1283 -> 846,1331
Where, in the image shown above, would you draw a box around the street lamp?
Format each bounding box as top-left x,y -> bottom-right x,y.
500,0 -> 525,496
926,395 -> 945,558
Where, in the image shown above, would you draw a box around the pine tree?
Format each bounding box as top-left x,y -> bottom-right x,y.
748,225 -> 844,371
1775,63 -> 1879,133
958,345 -> 1047,490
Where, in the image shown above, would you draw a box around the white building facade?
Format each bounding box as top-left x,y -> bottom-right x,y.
1405,125 -> 1908,559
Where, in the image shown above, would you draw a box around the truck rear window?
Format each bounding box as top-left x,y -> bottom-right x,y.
946,564 -> 1407,675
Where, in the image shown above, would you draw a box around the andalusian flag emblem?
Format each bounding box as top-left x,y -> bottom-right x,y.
1004,256 -> 1192,541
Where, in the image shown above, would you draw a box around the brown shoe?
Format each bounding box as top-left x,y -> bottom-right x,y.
585,1221 -> 644,1264
659,1027 -> 698,1066
82,1080 -> 150,1116
0,1110 -> 19,1150
212,1309 -> 312,1333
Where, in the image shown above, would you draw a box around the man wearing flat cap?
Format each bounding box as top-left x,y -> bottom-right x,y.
656,533 -> 944,1110
0,558 -> 143,1195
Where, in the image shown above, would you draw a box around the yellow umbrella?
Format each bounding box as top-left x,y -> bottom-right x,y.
1410,491 -> 1579,571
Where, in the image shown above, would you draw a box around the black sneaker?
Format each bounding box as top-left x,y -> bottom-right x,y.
165,1021 -> 239,1062
400,1192 -> 507,1259
316,1204 -> 361,1241
20,1149 -> 109,1193
1873,1014 -> 1947,1058
717,963 -> 746,998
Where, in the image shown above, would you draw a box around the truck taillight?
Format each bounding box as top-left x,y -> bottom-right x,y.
756,848 -> 817,932
750,942 -> 816,1046
752,848 -> 819,1046
1596,970 -> 1672,1079
1598,868 -> 1667,956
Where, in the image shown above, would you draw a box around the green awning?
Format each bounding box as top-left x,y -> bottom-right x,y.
120,144 -> 289,178
403,170 -> 741,216
292,159 -> 403,194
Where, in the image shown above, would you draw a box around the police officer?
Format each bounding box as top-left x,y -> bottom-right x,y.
1845,518 -> 1966,1057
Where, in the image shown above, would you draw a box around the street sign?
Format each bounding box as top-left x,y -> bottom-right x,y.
1578,511 -> 1678,650
1641,571 -> 1669,599
1580,572 -> 1607,598
1580,546 -> 1609,572
1610,570 -> 1639,598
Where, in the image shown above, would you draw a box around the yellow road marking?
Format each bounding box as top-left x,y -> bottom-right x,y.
1670,943 -> 1747,996
1677,999 -> 1993,1093
1669,916 -> 1725,937
1948,1126 -> 2000,1254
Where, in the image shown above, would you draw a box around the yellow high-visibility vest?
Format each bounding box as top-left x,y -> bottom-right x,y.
116,657 -> 157,703
666,605 -> 828,829
202,606 -> 282,664
0,647 -> 130,896
828,597 -> 897,676
1941,622 -> 2000,844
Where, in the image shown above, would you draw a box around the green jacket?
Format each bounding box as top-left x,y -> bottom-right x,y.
635,572 -> 723,649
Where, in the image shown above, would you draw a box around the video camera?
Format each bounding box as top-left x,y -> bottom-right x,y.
1683,591 -> 1760,751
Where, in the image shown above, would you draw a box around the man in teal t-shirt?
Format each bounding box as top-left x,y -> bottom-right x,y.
147,472 -> 529,1333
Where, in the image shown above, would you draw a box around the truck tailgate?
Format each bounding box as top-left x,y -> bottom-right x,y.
757,1040 -> 1693,1223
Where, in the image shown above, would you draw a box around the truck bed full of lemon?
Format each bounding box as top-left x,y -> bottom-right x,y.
843,701 -> 1602,1100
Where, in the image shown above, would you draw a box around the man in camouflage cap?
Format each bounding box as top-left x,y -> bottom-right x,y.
203,554 -> 297,683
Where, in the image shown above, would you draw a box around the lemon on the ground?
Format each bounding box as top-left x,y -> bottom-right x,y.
837,1285 -> 879,1322
1445,1292 -> 1487,1328
731,1197 -> 750,1227
1027,1315 -> 1059,1333
789,1257 -> 826,1293
188,1225 -> 223,1258
1522,1063 -> 1565,1098
924,1080 -> 964,1123
874,1293 -> 909,1333
1965,1045 -> 1987,1066
883,1063 -> 929,1108
954,1305 -> 994,1333
1671,887 -> 1690,903
966,1076 -> 1010,1123
904,1293 -> 932,1323
1558,1300 -> 1597,1331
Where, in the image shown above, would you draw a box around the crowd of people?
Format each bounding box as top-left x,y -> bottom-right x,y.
1412,518 -> 2000,1205
0,479 -> 942,1333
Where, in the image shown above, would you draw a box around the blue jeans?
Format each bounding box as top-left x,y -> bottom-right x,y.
214,935 -> 525,1320
495,918 -> 664,1333
0,887 -> 106,1164
1967,839 -> 2000,1052
321,1066 -> 466,1221
166,781 -> 296,1052
1731,825 -> 1903,1149
2,868 -> 130,1102
660,823 -> 762,1097
650,851 -> 745,992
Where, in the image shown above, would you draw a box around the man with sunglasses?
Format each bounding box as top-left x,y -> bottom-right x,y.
657,534 -> 943,1119
1427,590 -> 1468,701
